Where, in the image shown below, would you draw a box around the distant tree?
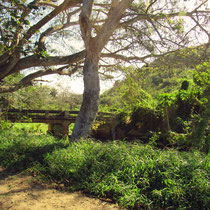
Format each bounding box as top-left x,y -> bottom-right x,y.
100,45 -> 210,113
2,74 -> 82,110
0,0 -> 209,141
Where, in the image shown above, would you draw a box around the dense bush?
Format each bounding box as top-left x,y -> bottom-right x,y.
44,140 -> 209,209
0,129 -> 209,209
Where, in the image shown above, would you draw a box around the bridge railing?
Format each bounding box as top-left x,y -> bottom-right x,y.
1,109 -> 115,122
0,109 -> 117,137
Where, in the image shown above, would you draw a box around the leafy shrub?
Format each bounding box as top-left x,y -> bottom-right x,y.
44,140 -> 209,209
0,120 -> 13,131
0,129 -> 209,209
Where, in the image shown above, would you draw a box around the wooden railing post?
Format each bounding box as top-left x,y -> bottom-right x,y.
45,111 -> 49,118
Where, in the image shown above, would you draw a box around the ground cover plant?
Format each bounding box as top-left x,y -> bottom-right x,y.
11,123 -> 48,134
0,128 -> 209,209
0,127 -> 68,171
10,123 -> 74,134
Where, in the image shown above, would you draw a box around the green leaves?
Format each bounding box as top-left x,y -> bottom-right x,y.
23,19 -> 30,25
0,127 -> 209,209
194,61 -> 210,86
34,48 -> 49,58
179,11 -> 186,16
157,92 -> 176,108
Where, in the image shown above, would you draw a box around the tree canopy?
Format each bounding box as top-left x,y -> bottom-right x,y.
0,0 -> 209,93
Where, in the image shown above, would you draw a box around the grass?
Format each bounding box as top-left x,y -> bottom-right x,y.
10,123 -> 75,134
0,128 -> 209,209
11,123 -> 48,134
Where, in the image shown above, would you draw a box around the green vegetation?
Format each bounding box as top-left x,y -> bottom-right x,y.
0,73 -> 82,110
10,123 -> 48,134
0,128 -> 209,209
99,47 -> 209,151
0,45 -> 209,208
101,46 -> 209,112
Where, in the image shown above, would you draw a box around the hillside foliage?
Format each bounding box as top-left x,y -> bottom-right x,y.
99,46 -> 209,151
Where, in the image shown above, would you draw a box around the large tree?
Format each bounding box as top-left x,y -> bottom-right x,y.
0,0 -> 209,141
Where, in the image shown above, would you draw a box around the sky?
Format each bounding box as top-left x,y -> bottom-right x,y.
44,74 -> 118,94
32,0 -> 209,95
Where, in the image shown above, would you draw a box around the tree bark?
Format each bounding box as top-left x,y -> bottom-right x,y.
71,0 -> 134,141
71,55 -> 100,141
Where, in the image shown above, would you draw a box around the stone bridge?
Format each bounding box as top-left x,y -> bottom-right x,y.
0,109 -> 117,138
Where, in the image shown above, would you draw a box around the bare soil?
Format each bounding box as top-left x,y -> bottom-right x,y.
0,167 -> 120,210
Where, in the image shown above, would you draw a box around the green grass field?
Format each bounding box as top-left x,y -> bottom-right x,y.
11,123 -> 48,133
0,126 -> 209,209
9,123 -> 75,134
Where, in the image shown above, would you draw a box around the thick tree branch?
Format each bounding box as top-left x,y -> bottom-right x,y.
79,0 -> 94,48
0,0 -> 82,80
20,0 -> 82,47
96,0 -> 134,53
10,50 -> 86,75
38,9 -> 81,50
0,65 -> 78,94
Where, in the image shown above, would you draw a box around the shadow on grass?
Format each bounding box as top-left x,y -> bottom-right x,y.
0,142 -> 68,180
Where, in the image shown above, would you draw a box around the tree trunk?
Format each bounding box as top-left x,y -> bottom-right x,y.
71,0 -> 133,141
165,105 -> 170,131
71,56 -> 100,141
191,99 -> 210,151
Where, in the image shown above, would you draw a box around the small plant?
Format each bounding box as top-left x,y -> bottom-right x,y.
165,130 -> 189,148
175,117 -> 192,133
148,131 -> 161,146
157,92 -> 176,131
0,120 -> 13,131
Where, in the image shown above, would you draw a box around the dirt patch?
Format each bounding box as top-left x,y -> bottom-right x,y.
0,167 -> 120,210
